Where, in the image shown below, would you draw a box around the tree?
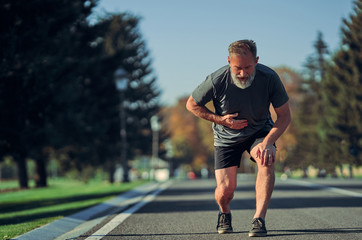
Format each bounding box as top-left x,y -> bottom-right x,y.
320,0 -> 362,176
161,97 -> 213,173
0,0 -> 97,188
285,32 -> 330,176
0,1 -> 161,187
51,13 -> 161,183
273,67 -> 303,167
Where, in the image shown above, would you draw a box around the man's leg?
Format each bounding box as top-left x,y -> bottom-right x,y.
250,144 -> 275,219
215,166 -> 237,234
215,166 -> 238,213
253,159 -> 275,219
249,144 -> 275,237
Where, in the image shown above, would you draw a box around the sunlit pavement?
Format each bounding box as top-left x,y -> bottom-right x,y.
16,177 -> 362,240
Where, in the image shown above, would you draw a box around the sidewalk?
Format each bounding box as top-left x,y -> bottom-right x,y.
13,181 -> 164,240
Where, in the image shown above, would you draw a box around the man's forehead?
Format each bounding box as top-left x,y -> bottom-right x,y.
229,54 -> 255,64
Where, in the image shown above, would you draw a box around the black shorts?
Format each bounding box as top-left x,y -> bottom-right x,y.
214,130 -> 272,170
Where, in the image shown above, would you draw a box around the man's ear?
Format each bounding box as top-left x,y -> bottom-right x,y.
228,56 -> 231,64
255,56 -> 259,64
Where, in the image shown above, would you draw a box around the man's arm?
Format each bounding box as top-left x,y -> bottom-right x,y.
186,95 -> 248,129
264,102 -> 291,145
256,101 -> 291,165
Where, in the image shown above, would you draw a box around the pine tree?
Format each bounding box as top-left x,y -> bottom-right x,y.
52,13 -> 161,183
320,0 -> 362,175
286,32 -> 330,177
0,0 -> 97,188
102,14 -> 161,181
0,2 -> 161,186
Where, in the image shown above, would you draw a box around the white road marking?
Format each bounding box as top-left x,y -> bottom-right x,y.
84,181 -> 172,240
16,182 -> 162,240
287,179 -> 362,198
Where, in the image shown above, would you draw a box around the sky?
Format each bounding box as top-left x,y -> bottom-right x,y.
92,0 -> 355,105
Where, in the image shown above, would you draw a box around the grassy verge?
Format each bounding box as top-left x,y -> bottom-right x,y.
0,178 -> 147,240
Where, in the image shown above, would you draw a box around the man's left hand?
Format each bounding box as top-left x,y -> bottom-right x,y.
256,142 -> 276,166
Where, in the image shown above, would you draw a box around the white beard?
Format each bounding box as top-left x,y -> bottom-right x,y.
231,70 -> 256,89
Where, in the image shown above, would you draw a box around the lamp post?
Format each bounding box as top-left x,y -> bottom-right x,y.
164,138 -> 174,177
114,68 -> 129,182
150,115 -> 161,180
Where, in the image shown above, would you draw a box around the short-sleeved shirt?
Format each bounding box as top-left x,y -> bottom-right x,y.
192,63 -> 289,147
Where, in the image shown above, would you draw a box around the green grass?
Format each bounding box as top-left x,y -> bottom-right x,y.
0,178 -> 147,240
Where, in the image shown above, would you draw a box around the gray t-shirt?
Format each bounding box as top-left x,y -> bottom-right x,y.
192,63 -> 289,147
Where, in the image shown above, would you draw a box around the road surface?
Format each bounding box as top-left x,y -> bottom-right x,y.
71,176 -> 362,240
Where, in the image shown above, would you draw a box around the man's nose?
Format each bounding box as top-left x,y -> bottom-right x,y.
239,70 -> 247,77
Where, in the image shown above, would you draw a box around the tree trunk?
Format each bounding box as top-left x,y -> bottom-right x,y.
339,165 -> 344,178
108,161 -> 115,184
348,164 -> 354,179
16,155 -> 28,189
302,168 -> 309,178
122,161 -> 129,183
35,157 -> 47,187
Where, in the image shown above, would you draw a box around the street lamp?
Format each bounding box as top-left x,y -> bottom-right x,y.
164,139 -> 174,177
150,115 -> 161,180
114,68 -> 129,182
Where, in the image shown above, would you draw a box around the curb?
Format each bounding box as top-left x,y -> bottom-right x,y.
13,181 -> 165,240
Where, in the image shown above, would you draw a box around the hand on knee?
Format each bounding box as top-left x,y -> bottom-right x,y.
251,143 -> 276,167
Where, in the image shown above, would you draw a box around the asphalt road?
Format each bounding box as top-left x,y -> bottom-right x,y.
72,176 -> 362,240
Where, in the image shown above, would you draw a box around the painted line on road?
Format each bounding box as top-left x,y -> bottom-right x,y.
15,182 -> 161,240
287,179 -> 362,198
84,181 -> 172,240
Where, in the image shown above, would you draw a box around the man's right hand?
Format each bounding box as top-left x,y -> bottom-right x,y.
186,96 -> 248,130
220,113 -> 248,129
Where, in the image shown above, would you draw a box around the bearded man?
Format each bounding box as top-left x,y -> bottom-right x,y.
186,39 -> 291,237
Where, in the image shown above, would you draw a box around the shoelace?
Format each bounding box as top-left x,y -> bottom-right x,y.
220,214 -> 231,226
252,218 -> 264,229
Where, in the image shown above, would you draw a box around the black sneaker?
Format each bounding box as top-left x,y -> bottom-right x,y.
216,212 -> 233,234
249,218 -> 267,237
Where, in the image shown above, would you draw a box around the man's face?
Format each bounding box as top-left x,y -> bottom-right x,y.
228,52 -> 259,83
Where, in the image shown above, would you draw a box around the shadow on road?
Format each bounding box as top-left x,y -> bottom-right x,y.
79,231 -> 248,238
137,196 -> 362,214
268,227 -> 362,237
158,179 -> 362,195
137,180 -> 362,214
269,196 -> 362,209
78,228 -> 362,239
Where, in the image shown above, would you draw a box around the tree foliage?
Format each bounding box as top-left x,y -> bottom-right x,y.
273,67 -> 303,164
282,32 -> 332,176
285,0 -> 362,177
320,0 -> 362,169
0,0 -> 160,187
0,0 -> 97,187
161,97 -> 213,173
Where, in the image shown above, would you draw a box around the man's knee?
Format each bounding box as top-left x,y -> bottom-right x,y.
215,166 -> 237,196
250,142 -> 276,166
216,182 -> 236,196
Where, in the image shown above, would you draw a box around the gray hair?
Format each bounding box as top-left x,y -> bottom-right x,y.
228,40 -> 257,59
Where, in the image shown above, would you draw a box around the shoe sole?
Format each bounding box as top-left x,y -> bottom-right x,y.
218,229 -> 233,234
249,232 -> 267,237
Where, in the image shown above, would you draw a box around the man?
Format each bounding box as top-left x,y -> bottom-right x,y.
186,40 -> 291,237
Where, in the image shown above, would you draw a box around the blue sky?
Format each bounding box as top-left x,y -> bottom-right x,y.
92,0 -> 355,105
